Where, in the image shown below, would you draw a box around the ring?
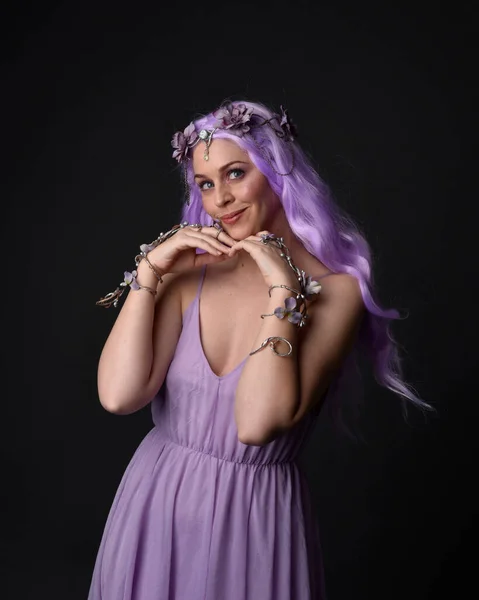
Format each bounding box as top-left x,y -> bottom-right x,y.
190,223 -> 202,231
213,221 -> 223,239
260,232 -> 276,244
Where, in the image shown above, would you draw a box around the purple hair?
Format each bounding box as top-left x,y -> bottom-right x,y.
178,100 -> 435,439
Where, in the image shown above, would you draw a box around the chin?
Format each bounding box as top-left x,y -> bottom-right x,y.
221,209 -> 264,240
223,223 -> 256,241
238,228 -> 259,241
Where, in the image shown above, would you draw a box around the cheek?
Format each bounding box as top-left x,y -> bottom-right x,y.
241,178 -> 269,203
240,183 -> 255,200
201,194 -> 216,215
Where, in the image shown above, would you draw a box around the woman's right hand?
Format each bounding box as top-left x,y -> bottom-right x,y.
145,224 -> 235,276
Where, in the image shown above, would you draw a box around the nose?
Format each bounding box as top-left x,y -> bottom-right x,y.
213,181 -> 234,208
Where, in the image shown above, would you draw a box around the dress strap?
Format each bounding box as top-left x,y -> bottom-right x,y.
316,271 -> 336,280
182,265 -> 207,320
196,264 -> 207,301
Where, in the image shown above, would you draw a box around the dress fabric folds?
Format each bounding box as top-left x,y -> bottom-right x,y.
88,265 -> 327,600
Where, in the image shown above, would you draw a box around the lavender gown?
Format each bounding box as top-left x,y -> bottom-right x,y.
88,265 -> 328,599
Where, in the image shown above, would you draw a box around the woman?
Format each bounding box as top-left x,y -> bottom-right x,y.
89,100 -> 433,599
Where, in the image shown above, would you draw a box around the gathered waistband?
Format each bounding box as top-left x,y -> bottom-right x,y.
161,434 -> 297,468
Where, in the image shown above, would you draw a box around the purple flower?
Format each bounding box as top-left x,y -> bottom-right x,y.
260,232 -> 277,243
274,296 -> 303,324
305,277 -> 321,298
171,122 -> 199,162
140,243 -> 156,254
122,270 -> 140,290
279,105 -> 297,140
299,271 -> 321,300
214,103 -> 254,135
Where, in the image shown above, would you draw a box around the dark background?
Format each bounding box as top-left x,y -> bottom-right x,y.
2,1 -> 477,599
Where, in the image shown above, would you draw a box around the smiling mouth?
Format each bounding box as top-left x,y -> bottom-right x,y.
220,208 -> 247,221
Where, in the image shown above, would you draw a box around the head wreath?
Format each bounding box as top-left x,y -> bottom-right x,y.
171,102 -> 297,175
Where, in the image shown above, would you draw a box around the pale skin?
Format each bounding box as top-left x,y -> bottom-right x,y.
97,139 -> 365,446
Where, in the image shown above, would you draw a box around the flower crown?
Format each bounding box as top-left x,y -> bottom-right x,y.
171,102 -> 297,166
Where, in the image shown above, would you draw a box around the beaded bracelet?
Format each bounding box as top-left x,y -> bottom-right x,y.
247,234 -> 324,357
96,226 -> 323,328
96,221 -> 199,308
257,233 -> 322,328
140,254 -> 164,283
96,224 -> 325,360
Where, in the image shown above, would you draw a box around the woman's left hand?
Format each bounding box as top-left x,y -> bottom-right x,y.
228,231 -> 299,289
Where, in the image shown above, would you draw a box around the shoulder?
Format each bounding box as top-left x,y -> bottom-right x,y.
305,272 -> 365,349
299,272 -> 365,370
151,268 -> 198,309
301,254 -> 363,305
165,268 -> 204,315
312,273 -> 365,326
301,268 -> 365,335
317,272 -> 363,303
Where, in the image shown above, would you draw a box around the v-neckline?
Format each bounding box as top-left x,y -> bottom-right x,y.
195,266 -> 248,381
192,265 -> 335,380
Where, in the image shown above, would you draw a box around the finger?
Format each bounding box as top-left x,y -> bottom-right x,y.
200,226 -> 236,247
185,227 -> 231,245
185,230 -> 232,254
194,251 -> 231,268
242,234 -> 263,241
230,236 -> 262,249
186,235 -> 230,256
228,238 -> 259,255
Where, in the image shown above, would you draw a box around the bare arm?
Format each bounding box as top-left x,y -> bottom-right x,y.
235,274 -> 365,445
234,286 -> 300,442
97,261 -> 182,414
96,223 -> 235,415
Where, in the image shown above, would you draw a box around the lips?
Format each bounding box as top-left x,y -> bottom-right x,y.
220,208 -> 247,223
220,208 -> 246,220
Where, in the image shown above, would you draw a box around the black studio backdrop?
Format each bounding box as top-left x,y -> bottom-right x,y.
2,2 -> 477,599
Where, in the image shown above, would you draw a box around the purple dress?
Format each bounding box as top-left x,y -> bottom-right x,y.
88,265 -> 328,599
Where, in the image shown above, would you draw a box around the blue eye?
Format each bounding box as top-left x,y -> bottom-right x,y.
199,181 -> 213,191
198,168 -> 245,191
228,168 -> 244,179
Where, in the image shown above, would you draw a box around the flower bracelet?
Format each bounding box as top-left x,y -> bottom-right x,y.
247,233 -> 322,357
96,226 -> 323,360
96,221 -> 201,308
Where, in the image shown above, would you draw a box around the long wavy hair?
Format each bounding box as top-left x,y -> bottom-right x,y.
177,100 -> 435,440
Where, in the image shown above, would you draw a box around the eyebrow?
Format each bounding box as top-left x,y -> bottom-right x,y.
194,160 -> 249,179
